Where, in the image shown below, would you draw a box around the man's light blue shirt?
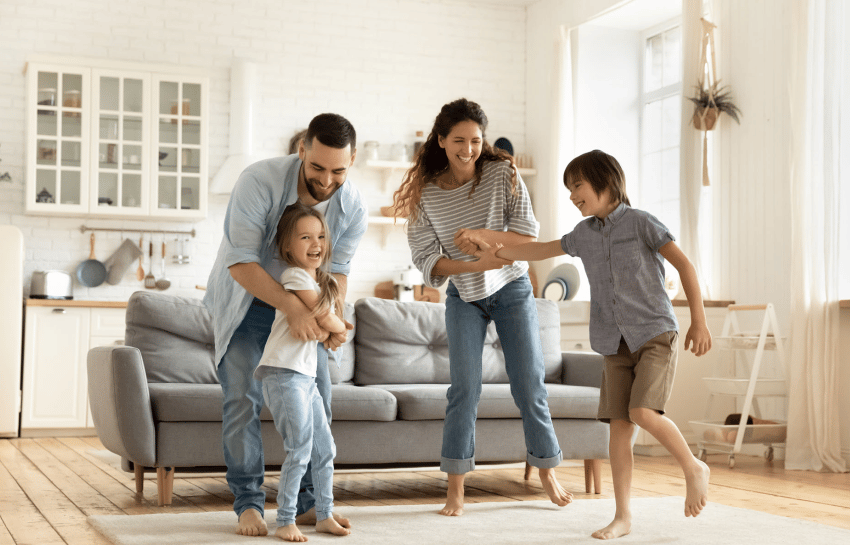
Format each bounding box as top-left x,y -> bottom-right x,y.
560,202 -> 678,356
204,154 -> 368,366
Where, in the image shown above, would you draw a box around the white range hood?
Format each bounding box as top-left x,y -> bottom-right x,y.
210,59 -> 274,194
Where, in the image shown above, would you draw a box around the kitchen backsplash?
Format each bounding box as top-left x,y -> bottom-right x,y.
0,0 -> 530,303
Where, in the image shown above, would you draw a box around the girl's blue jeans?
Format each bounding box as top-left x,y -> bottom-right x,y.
441,275 -> 563,474
262,368 -> 335,527
218,302 -> 331,518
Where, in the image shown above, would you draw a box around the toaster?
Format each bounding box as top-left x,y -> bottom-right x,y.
30,270 -> 73,299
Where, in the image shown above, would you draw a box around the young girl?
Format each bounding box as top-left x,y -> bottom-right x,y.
255,202 -> 351,542
485,149 -> 712,540
393,98 -> 574,517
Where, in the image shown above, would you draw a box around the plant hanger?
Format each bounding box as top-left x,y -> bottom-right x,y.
689,17 -> 741,186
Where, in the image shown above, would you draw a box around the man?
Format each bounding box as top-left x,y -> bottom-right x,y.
204,113 -> 368,536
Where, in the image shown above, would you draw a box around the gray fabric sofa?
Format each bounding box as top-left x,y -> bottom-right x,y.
87,291 -> 609,506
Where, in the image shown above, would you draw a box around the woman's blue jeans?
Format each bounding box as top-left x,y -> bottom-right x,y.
262,368 -> 335,527
218,301 -> 331,517
441,275 -> 562,474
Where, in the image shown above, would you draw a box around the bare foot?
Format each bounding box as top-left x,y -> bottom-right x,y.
237,508 -> 268,536
275,524 -> 307,542
439,474 -> 465,516
684,459 -> 710,517
592,516 -> 631,540
316,516 -> 352,537
296,507 -> 352,528
539,468 -> 573,506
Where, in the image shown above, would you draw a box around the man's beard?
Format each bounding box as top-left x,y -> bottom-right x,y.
301,164 -> 339,202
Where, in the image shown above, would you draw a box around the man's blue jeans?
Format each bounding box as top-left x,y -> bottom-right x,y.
218,301 -> 331,517
262,368 -> 335,527
441,275 -> 562,474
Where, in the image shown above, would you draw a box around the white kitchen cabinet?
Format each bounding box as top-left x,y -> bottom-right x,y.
557,300 -> 593,353
22,302 -> 126,435
25,58 -> 208,220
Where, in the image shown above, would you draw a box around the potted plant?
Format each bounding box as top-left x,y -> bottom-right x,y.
688,81 -> 742,130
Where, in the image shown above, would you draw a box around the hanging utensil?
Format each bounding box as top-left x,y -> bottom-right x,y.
75,233 -> 107,288
144,242 -> 157,289
136,235 -> 145,281
156,240 -> 171,290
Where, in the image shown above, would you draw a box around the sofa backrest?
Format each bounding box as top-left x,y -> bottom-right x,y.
352,297 -> 561,385
125,291 -> 218,384
125,291 -> 358,385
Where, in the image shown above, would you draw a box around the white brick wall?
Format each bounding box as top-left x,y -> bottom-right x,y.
0,0 -> 528,302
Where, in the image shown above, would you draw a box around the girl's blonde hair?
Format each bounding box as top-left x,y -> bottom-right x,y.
274,202 -> 344,321
392,98 -> 517,223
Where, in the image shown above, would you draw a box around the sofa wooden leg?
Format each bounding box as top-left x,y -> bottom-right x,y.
156,467 -> 174,506
584,459 -> 602,494
523,461 -> 532,480
134,463 -> 144,495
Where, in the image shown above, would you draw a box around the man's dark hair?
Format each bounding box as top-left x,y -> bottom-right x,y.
305,113 -> 356,151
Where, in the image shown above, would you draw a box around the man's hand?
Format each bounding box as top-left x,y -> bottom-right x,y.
454,228 -> 484,256
285,303 -> 326,342
323,320 -> 353,350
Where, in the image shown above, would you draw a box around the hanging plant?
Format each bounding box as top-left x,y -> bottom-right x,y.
688,81 -> 742,131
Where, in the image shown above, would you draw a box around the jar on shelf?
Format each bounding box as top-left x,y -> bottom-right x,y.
38,88 -> 56,106
413,130 -> 425,158
63,90 -> 81,118
363,141 -> 379,161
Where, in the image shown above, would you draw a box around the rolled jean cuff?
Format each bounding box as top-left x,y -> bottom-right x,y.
238,505 -> 267,519
440,456 -> 475,475
316,509 -> 333,523
277,518 -> 295,528
527,450 -> 562,469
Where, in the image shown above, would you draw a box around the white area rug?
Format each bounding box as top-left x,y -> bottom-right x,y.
88,497 -> 850,545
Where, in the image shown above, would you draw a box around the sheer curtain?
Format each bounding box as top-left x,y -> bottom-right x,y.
679,0 -> 711,298
785,0 -> 848,473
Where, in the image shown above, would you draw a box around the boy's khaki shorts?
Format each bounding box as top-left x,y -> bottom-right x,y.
597,331 -> 678,424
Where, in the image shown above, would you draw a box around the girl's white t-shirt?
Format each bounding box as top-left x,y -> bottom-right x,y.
255,267 -> 322,378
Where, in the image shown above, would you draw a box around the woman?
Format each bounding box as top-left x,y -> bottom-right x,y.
393,98 -> 573,516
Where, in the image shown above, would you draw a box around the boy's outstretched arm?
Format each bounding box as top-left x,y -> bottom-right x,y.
487,239 -> 565,263
659,241 -> 712,356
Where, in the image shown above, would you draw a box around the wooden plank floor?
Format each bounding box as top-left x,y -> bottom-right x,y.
1,436 -> 848,544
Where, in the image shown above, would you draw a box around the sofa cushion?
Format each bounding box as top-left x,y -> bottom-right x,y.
125,292 -> 218,384
376,383 -> 600,421
330,383 -> 398,422
147,382 -> 398,423
353,297 -> 562,385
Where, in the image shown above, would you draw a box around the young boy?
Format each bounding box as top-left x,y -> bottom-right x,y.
482,149 -> 712,540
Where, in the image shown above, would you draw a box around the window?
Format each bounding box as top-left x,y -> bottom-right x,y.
639,24 -> 682,239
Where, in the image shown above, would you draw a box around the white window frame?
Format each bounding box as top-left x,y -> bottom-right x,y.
638,18 -> 683,238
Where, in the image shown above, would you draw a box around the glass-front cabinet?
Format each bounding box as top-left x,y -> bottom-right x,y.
26,64 -> 91,215
25,60 -> 208,219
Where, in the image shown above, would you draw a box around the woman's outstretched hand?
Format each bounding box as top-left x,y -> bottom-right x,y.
474,241 -> 513,271
455,228 -> 483,256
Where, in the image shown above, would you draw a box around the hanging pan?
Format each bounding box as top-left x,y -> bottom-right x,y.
76,233 -> 107,287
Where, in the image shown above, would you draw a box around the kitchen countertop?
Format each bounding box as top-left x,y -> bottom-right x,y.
26,299 -> 128,308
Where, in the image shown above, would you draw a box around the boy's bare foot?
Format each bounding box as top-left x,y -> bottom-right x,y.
275,524 -> 307,542
316,516 -> 352,536
237,508 -> 268,536
539,468 -> 573,506
684,459 -> 710,517
295,507 -> 352,528
592,516 -> 631,540
439,474 -> 465,516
